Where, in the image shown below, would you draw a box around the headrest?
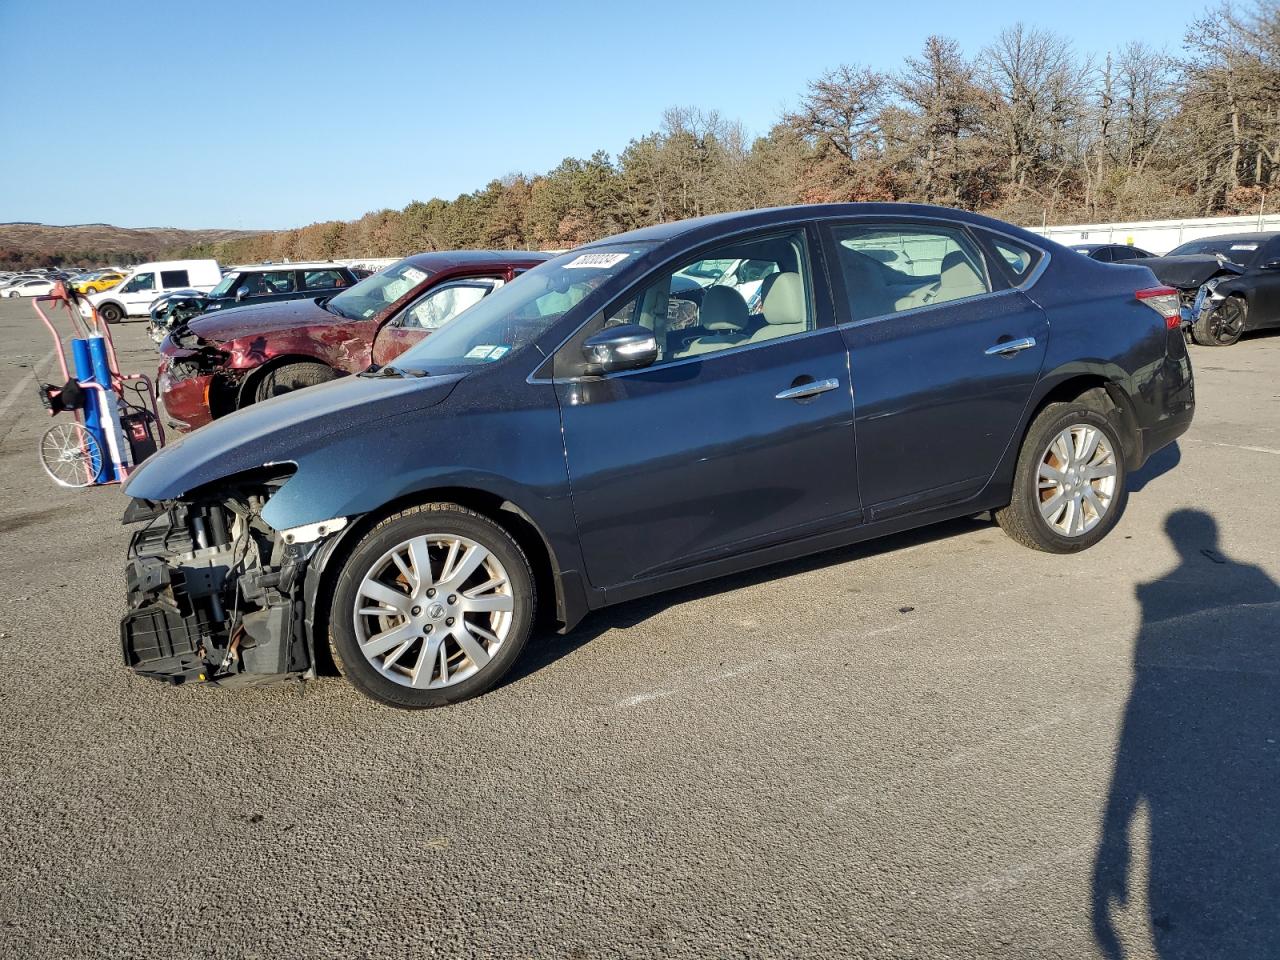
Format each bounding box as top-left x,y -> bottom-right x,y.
700,285 -> 750,332
941,250 -> 978,276
762,272 -> 806,327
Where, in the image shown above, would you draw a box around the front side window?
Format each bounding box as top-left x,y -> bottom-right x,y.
209,272 -> 241,297
831,223 -> 990,321
326,259 -> 435,320
400,279 -> 499,330
121,272 -> 155,293
601,230 -> 814,366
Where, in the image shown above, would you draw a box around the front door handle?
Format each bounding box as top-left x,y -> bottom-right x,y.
775,377 -> 839,401
984,336 -> 1037,357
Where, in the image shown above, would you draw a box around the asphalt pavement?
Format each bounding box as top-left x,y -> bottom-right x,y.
1,295 -> 1277,959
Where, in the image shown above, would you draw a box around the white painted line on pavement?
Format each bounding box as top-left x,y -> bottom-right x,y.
1184,437 -> 1280,456
0,349 -> 56,422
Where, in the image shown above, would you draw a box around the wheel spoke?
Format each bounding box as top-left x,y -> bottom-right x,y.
359,580 -> 412,616
1079,428 -> 1101,465
1085,462 -> 1116,481
1083,485 -> 1107,520
361,621 -> 418,658
1039,464 -> 1066,485
453,622 -> 491,670
407,537 -> 434,591
411,634 -> 444,688
441,543 -> 489,589
460,592 -> 514,614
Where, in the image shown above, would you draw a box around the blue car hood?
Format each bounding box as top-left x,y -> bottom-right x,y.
125,371 -> 464,502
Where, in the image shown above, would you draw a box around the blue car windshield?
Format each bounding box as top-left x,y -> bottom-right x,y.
393,244 -> 655,373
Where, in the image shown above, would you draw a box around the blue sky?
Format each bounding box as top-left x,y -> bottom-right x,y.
0,0 -> 1210,230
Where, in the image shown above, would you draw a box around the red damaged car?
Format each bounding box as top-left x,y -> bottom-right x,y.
158,250 -> 549,431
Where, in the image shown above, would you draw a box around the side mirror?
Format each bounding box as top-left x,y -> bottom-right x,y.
235,287 -> 251,302
581,323 -> 658,374
1261,259 -> 1280,271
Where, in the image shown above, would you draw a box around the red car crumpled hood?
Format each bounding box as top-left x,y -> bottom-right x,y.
188,298 -> 347,343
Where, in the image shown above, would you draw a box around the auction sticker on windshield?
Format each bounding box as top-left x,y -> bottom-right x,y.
401,267 -> 428,284
564,252 -> 629,269
464,345 -> 511,360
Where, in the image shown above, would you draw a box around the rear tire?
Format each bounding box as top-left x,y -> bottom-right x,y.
97,302 -> 123,324
1191,294 -> 1246,346
251,361 -> 337,404
329,503 -> 536,708
996,401 -> 1128,553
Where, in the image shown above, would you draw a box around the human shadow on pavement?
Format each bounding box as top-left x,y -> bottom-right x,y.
1092,509 -> 1280,959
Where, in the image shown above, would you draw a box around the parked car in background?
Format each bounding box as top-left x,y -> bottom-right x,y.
157,250 -> 549,431
86,259 -> 222,323
121,203 -> 1194,709
1069,242 -> 1156,262
147,263 -> 362,345
1,277 -> 57,298
1141,232 -> 1280,345
75,270 -> 128,294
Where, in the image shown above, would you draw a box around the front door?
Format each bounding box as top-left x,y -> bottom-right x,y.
556,227 -> 861,590
824,220 -> 1049,519
116,272 -> 156,314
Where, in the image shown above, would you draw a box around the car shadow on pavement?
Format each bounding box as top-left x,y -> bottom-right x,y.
505,515 -> 994,687
1128,442 -> 1180,493
1092,509 -> 1280,959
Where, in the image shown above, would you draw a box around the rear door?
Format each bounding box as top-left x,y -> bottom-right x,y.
824,219 -> 1049,520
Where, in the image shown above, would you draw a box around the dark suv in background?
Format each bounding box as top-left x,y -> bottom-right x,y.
148,263 -> 363,344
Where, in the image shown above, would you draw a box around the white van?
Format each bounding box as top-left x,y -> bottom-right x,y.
87,259 -> 221,323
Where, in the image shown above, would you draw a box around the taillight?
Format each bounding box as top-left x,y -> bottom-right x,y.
1136,286 -> 1181,329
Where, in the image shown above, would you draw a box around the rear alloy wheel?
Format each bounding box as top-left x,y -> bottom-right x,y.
252,361 -> 336,404
329,503 -> 535,708
97,302 -> 123,324
1191,294 -> 1247,346
997,401 -> 1128,553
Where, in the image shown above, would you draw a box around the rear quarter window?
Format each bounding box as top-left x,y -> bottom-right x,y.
160,269 -> 190,287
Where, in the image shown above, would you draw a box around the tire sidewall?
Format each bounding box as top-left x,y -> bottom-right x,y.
99,303 -> 122,323
1018,406 -> 1128,553
1193,296 -> 1245,346
329,507 -> 535,708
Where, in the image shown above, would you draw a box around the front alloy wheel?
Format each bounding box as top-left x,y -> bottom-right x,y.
330,503 -> 535,708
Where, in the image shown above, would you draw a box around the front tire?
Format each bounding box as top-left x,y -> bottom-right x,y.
1191,294 -> 1246,346
329,503 -> 536,708
997,401 -> 1128,553
251,361 -> 336,404
97,302 -> 123,324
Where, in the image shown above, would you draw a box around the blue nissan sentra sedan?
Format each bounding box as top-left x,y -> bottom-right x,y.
120,203 -> 1194,708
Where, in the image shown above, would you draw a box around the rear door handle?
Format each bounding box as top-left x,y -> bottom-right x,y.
775,377 -> 839,401
984,336 -> 1037,357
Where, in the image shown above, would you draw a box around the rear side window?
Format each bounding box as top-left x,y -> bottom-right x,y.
985,235 -> 1041,282
160,269 -> 189,287
830,223 -> 991,321
302,269 -> 348,290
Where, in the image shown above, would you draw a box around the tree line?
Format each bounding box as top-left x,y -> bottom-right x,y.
178,3 -> 1278,264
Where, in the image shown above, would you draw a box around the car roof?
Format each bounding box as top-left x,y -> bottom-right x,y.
228,262 -> 356,271
578,203 -> 1051,251
400,250 -> 552,270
